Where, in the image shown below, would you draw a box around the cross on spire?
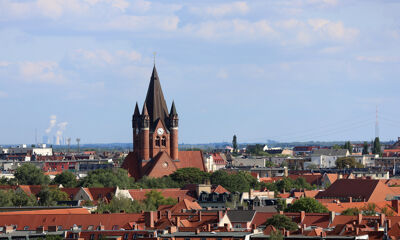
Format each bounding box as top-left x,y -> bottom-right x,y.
153,52 -> 156,65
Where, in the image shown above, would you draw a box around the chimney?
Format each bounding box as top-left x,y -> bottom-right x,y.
387,219 -> 392,230
218,210 -> 224,221
145,211 -> 155,228
329,211 -> 335,223
207,224 -> 211,232
392,199 -> 400,214
348,197 -> 352,203
198,211 -> 202,222
355,227 -> 360,235
177,197 -> 181,202
380,214 -> 385,226
175,216 -> 180,227
195,228 -> 201,234
376,222 -> 380,230
300,211 -> 305,223
357,213 -> 362,225
167,211 -> 172,220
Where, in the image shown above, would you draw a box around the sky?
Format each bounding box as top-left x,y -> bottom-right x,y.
1,0 -> 400,145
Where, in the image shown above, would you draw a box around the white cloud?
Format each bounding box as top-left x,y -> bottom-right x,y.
308,19 -> 359,42
0,61 -> 10,67
189,1 -> 249,17
105,15 -> 179,31
70,49 -> 142,67
19,61 -> 66,84
116,50 -> 142,62
45,115 -> 57,134
319,46 -> 343,54
184,19 -> 276,41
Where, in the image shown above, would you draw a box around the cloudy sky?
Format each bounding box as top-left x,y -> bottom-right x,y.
1,0 -> 400,145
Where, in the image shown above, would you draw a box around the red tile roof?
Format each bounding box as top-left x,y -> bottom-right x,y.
0,208 -> 90,215
128,188 -> 195,201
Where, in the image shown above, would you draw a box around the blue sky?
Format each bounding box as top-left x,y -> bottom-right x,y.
1,0 -> 400,144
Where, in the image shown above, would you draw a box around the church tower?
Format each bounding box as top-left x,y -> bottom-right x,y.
123,64 -> 205,180
132,65 -> 179,163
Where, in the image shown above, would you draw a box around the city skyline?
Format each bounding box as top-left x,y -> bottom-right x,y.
1,0 -> 400,144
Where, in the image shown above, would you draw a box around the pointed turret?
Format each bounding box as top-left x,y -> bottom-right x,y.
170,101 -> 178,116
132,102 -> 140,129
141,103 -> 150,129
144,65 -> 169,129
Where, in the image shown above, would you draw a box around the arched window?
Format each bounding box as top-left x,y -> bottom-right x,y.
155,137 -> 160,146
162,137 -> 166,146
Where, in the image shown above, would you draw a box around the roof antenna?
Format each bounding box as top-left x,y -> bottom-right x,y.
153,52 -> 156,65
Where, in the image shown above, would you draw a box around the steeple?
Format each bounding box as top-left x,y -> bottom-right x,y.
144,65 -> 169,129
142,103 -> 149,116
141,103 -> 150,129
132,102 -> 140,129
170,101 -> 178,116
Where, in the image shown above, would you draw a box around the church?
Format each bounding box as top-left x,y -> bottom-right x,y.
122,65 -> 206,180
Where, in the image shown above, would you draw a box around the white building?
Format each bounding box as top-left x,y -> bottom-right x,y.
309,149 -> 350,168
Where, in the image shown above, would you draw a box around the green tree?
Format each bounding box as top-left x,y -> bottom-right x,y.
133,176 -> 180,189
170,168 -> 210,186
276,178 -> 295,193
372,137 -> 381,155
362,203 -> 377,216
0,190 -> 37,207
79,168 -> 134,188
37,187 -> 69,206
341,207 -> 360,216
96,195 -> 145,213
232,135 -> 238,152
144,190 -> 177,210
332,144 -> 343,150
265,214 -> 298,231
285,197 -> 328,213
52,171 -> 77,187
210,170 -> 257,192
343,141 -> 352,154
269,230 -> 283,240
362,141 -> 369,155
335,157 -> 364,169
14,163 -> 50,185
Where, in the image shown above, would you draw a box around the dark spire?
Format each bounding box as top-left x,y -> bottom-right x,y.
170,101 -> 177,116
133,102 -> 140,116
144,65 -> 169,129
142,102 -> 149,116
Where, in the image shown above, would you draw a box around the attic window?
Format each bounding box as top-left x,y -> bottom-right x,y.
88,225 -> 94,230
124,233 -> 129,240
24,226 -> 29,230
112,225 -> 119,230
58,226 -> 62,231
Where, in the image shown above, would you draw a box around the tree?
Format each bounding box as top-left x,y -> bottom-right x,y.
232,135 -> 238,152
143,190 -> 177,210
52,171 -> 77,187
170,168 -> 210,186
79,168 -> 134,188
37,187 -> 69,206
341,207 -> 360,216
285,197 -> 328,213
335,157 -> 364,169
269,230 -> 284,240
265,214 -> 298,231
372,137 -> 381,155
362,141 -> 369,155
0,190 -> 37,207
332,144 -> 343,150
14,163 -> 50,185
210,170 -> 257,192
96,195 -> 145,213
343,141 -> 352,154
362,203 -> 377,216
133,176 -> 180,189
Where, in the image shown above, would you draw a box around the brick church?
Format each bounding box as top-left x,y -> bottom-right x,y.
122,65 -> 206,180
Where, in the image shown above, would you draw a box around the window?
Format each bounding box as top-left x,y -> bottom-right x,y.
162,137 -> 166,146
123,234 -> 129,240
217,238 -> 222,240
88,225 -> 94,230
234,224 -> 241,228
112,225 -> 119,230
98,235 -> 102,240
23,226 -> 29,230
57,226 -> 62,231
156,137 -> 161,146
185,238 -> 190,240
90,234 -> 95,240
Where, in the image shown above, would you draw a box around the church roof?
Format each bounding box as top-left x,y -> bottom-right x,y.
144,65 -> 169,129
170,101 -> 177,116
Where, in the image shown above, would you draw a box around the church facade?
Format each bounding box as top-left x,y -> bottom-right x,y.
122,66 -> 206,180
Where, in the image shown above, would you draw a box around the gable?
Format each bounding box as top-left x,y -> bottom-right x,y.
145,151 -> 178,178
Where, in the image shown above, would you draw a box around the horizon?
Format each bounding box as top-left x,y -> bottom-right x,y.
1,0 -> 400,144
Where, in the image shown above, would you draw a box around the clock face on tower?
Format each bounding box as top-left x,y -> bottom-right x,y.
157,128 -> 164,135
